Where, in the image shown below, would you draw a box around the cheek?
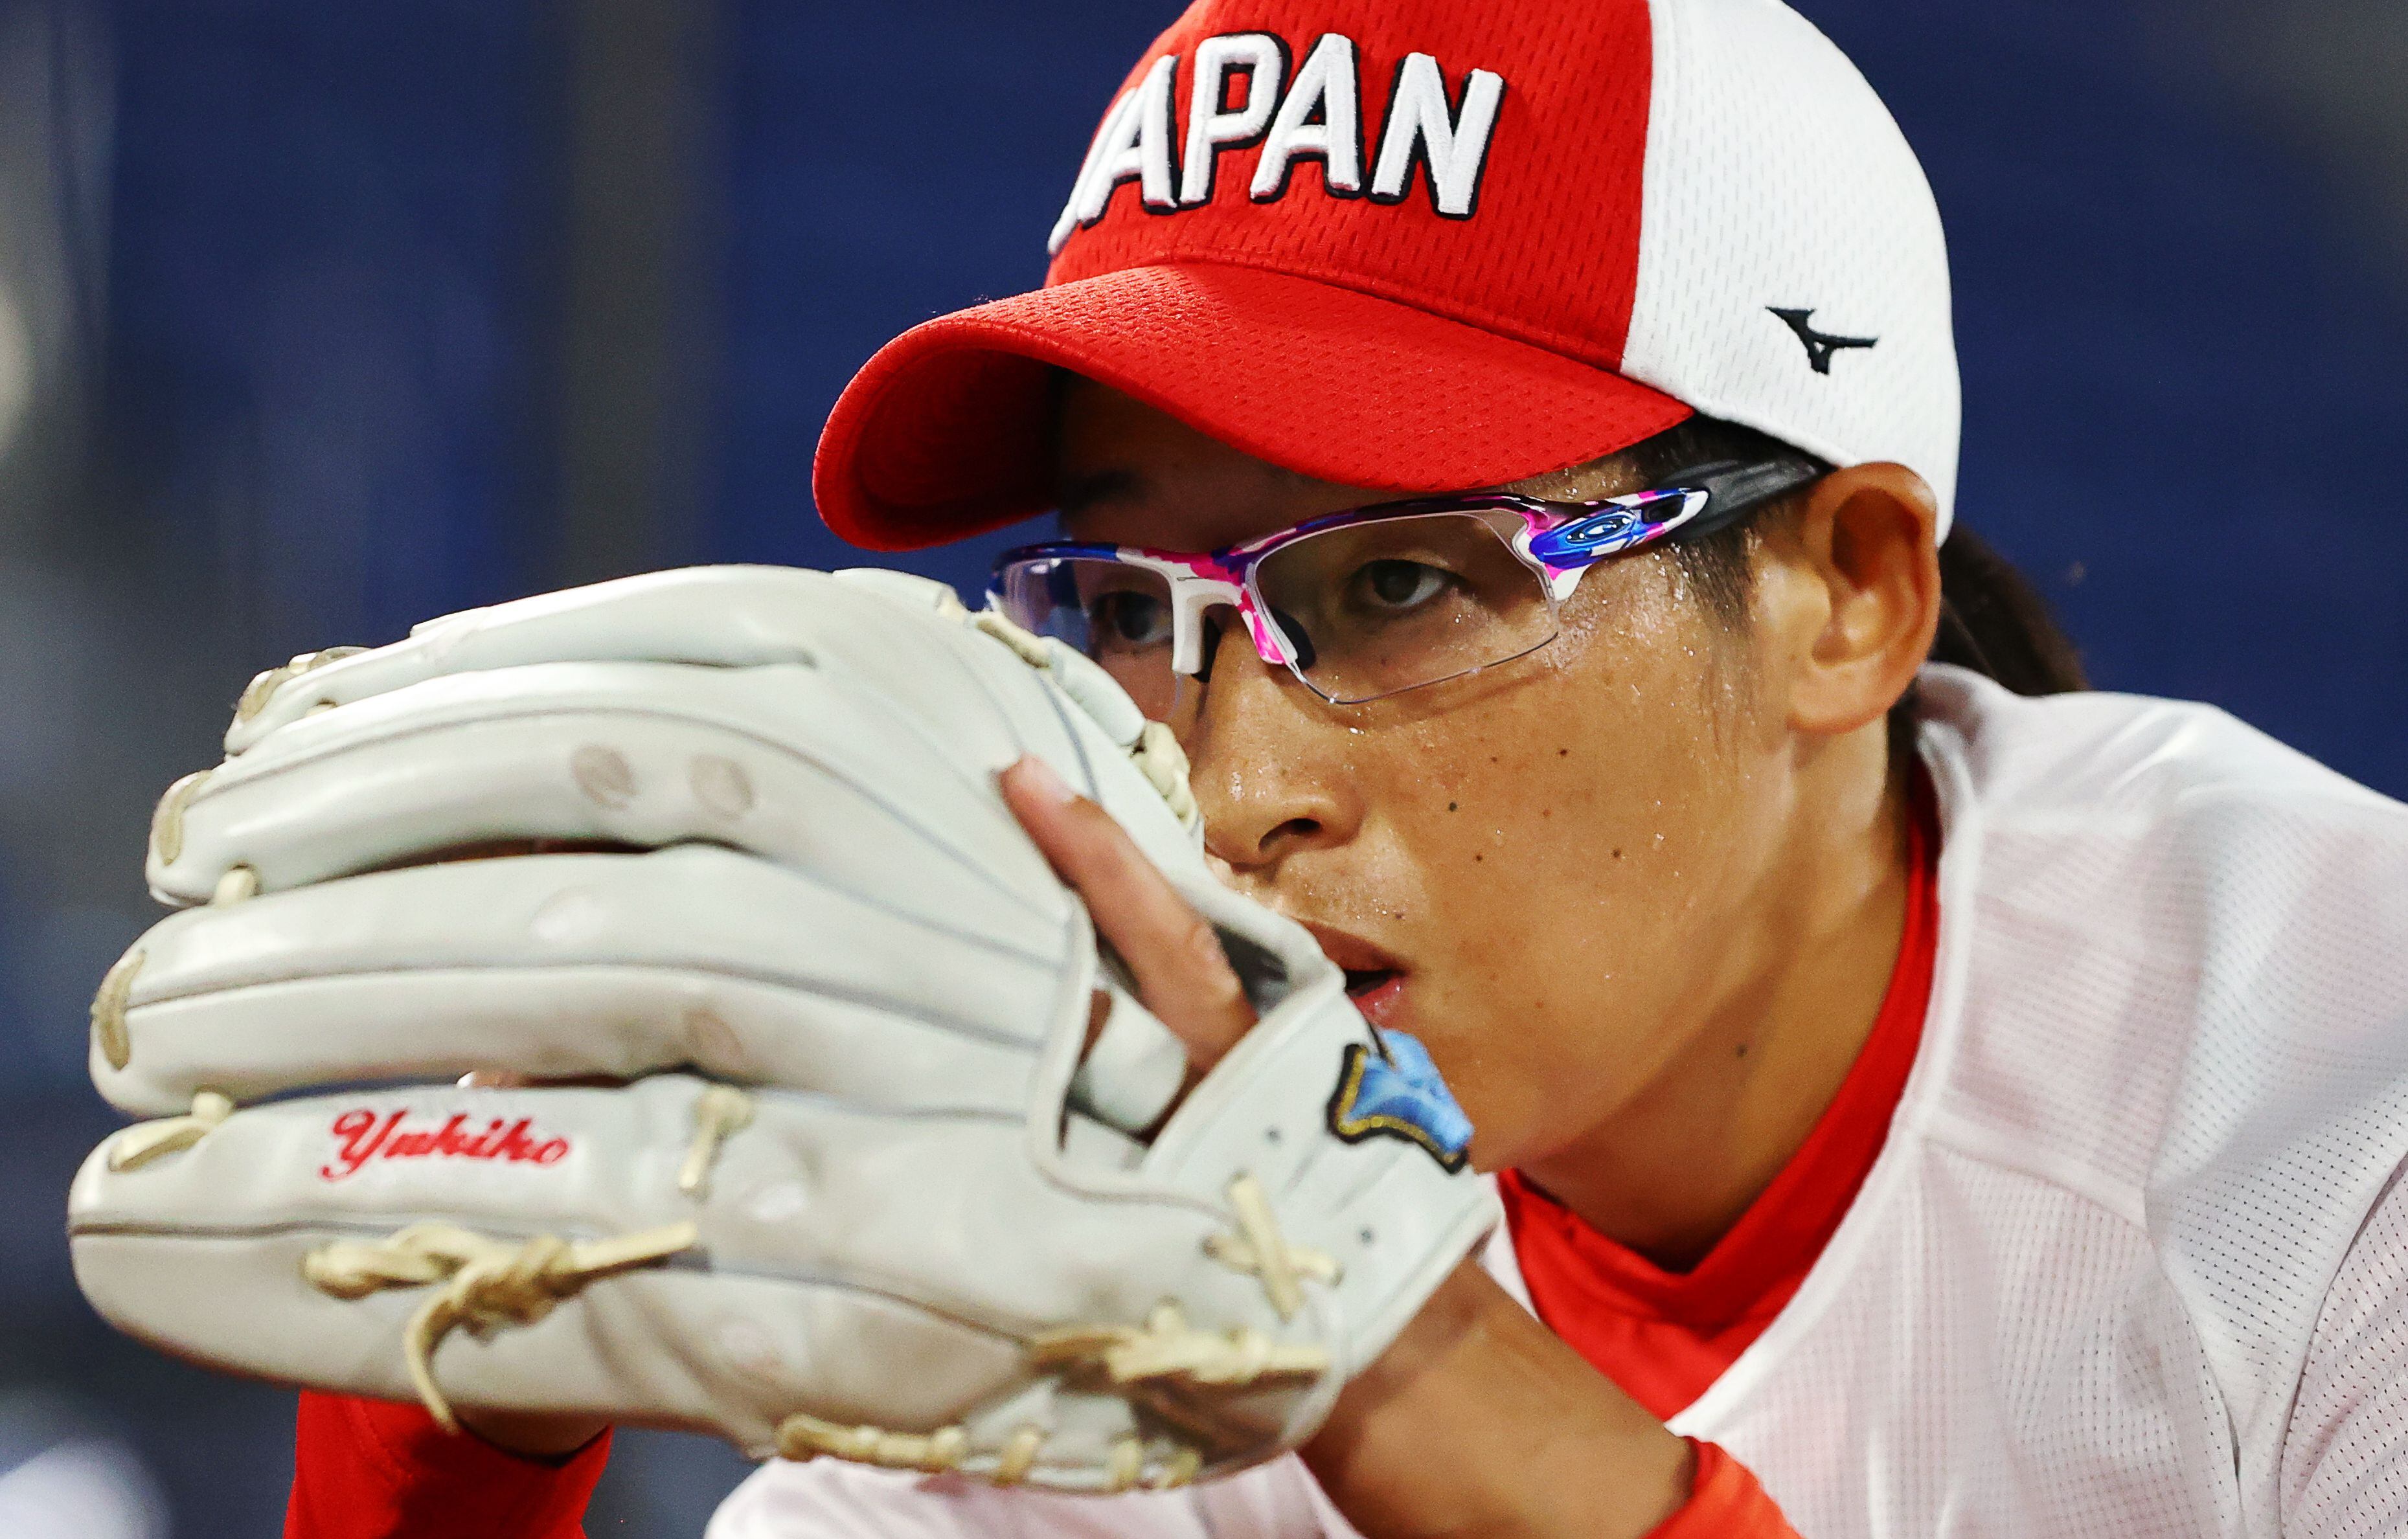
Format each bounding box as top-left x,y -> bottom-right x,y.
1392,584 -> 1743,904
1373,581 -> 1766,1157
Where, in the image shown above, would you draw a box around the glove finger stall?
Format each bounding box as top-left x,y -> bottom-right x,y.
97,847 -> 1074,1116
228,567 -> 879,753
164,662 -> 1067,920
223,568 -> 1207,886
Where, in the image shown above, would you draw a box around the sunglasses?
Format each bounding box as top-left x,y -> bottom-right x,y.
991,455 -> 1822,718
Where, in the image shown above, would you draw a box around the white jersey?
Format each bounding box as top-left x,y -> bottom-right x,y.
708,667 -> 2408,1538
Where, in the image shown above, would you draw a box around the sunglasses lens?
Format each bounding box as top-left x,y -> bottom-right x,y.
1251,513 -> 1560,703
996,557 -> 1182,719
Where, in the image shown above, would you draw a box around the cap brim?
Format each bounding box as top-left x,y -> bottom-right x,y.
813,262 -> 1692,552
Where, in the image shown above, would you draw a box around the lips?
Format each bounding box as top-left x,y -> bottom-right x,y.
1301,922 -> 1411,1029
1345,971 -> 1407,1028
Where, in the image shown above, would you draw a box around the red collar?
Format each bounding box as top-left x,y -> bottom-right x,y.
1499,775 -> 1941,1417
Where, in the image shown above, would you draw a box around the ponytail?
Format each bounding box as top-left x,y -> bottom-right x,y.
1928,526 -> 2085,695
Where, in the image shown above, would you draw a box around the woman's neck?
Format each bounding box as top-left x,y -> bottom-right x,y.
1520,728 -> 1914,1271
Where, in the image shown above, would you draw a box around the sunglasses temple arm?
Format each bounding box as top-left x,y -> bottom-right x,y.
1534,488 -> 1714,601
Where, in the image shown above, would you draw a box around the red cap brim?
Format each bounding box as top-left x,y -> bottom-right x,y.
813,262 -> 1692,552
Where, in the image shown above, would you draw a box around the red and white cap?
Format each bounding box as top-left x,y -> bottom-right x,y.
813,0 -> 1958,550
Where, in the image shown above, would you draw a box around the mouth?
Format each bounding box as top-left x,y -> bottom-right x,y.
1341,967 -> 1399,998
1301,922 -> 1412,1029
1343,969 -> 1407,1027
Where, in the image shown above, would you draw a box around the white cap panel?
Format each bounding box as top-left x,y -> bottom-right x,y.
1622,0 -> 1960,536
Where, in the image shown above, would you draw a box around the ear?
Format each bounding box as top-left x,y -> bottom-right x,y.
1760,462 -> 1942,737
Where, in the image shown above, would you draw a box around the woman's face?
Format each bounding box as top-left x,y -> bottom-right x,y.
1056,381 -> 1796,1173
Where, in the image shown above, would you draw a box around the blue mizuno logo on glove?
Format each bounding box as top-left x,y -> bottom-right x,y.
1327,1029 -> 1473,1173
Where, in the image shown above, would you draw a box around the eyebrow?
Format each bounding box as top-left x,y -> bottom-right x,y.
1054,467 -> 1142,519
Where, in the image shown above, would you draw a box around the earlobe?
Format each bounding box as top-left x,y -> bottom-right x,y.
1784,463 -> 1942,738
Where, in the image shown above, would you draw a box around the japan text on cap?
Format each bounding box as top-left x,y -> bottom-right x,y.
814,0 -> 1959,550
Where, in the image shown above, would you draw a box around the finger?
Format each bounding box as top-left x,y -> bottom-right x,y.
1001,756 -> 1254,1072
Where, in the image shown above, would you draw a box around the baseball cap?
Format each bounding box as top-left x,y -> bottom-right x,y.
813,0 -> 1959,552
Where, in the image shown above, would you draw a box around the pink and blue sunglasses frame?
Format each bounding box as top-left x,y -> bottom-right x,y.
991,455 -> 1823,681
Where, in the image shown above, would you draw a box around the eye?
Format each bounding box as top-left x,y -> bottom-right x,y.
1086,589 -> 1172,649
1352,559 -> 1451,612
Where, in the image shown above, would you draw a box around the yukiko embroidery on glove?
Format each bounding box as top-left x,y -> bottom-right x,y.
321,1108 -> 571,1182
1326,1030 -> 1474,1173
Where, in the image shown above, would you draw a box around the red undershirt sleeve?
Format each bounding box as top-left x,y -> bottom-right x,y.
1642,1441 -> 1800,1539
285,1391 -> 611,1539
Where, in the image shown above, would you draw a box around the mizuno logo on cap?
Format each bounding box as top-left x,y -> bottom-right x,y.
1769,308 -> 1878,375
1049,33 -> 1507,254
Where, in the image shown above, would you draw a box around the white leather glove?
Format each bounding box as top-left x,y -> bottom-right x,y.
67,566 -> 1496,1494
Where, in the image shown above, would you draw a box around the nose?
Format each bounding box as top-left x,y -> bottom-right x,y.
1178,614 -> 1363,877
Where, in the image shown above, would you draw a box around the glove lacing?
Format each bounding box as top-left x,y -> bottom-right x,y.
777,1173 -> 1335,1491
233,645 -> 366,726
1203,1171 -> 1342,1319
106,1073 -> 748,1432
677,1083 -> 755,1198
291,1084 -> 756,1430
139,592 -> 1305,1482
106,1089 -> 234,1171
90,947 -> 145,1073
1027,1174 -> 1337,1384
302,1220 -> 699,1431
935,592 -> 1202,834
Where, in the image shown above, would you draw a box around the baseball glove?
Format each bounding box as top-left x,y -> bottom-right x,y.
67,566 -> 1496,1494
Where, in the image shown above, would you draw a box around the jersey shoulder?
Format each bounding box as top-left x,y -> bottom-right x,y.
1909,669 -> 2408,1427
1913,667 -> 2408,1187
1915,663 -> 2404,837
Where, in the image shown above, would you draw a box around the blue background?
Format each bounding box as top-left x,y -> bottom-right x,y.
0,0 -> 2399,1532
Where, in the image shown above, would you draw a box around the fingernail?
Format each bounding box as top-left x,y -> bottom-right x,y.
1013,755 -> 1079,805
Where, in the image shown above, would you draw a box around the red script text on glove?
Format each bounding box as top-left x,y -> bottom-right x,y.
321,1108 -> 572,1182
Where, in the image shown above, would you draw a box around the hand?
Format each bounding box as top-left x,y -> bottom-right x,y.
1003,755 -> 1691,1539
